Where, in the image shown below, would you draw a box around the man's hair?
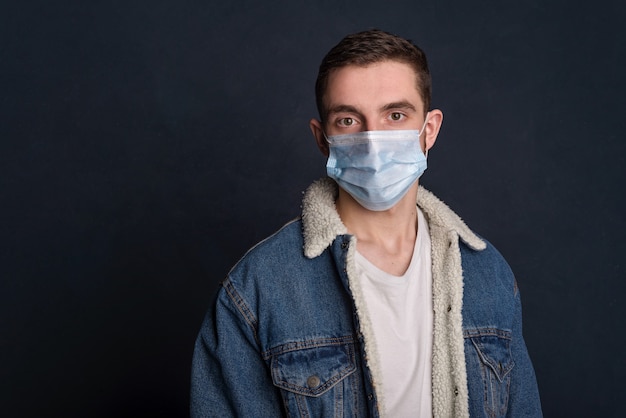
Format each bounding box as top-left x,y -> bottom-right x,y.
315,29 -> 431,122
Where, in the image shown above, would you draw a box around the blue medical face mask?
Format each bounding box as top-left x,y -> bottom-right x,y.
325,121 -> 428,211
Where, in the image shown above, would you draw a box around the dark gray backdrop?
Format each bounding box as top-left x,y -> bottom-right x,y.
2,1 -> 625,416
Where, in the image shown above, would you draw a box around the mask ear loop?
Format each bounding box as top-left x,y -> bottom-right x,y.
420,111 -> 430,158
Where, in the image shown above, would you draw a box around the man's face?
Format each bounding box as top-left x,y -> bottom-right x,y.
322,60 -> 426,136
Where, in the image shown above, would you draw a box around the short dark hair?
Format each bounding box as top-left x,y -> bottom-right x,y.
315,29 -> 431,122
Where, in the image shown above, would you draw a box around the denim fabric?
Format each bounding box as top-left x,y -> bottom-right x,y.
191,218 -> 541,417
191,222 -> 373,417
461,243 -> 542,417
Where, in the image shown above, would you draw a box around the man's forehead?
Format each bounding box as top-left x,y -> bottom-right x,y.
326,60 -> 417,80
323,62 -> 424,113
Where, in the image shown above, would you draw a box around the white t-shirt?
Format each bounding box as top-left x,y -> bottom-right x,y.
355,208 -> 433,417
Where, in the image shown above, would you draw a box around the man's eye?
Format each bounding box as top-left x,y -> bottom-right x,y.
390,112 -> 404,121
340,117 -> 354,126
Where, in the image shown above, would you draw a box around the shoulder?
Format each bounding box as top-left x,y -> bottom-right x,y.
212,218 -> 308,317
460,237 -> 515,291
460,238 -> 520,329
228,217 -> 306,279
223,216 -> 341,299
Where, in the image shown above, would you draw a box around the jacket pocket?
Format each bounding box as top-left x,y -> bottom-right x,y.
465,328 -> 514,418
270,342 -> 358,417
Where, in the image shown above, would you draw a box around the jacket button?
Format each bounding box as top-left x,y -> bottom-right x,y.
447,305 -> 452,312
454,386 -> 459,396
307,375 -> 321,388
341,242 -> 348,249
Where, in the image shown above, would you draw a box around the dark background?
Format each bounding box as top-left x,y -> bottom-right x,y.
2,1 -> 624,416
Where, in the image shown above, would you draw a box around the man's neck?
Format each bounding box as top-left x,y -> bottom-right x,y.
336,184 -> 420,276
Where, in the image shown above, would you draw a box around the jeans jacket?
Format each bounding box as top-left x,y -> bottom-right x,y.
191,178 -> 542,417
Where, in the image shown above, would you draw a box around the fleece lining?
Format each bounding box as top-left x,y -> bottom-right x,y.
300,178 -> 484,417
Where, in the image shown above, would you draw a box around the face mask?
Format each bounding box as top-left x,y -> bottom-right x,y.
325,122 -> 428,211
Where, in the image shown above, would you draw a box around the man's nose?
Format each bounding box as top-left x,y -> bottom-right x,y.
362,118 -> 382,132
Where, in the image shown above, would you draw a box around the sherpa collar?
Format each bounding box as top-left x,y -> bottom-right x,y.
301,177 -> 485,258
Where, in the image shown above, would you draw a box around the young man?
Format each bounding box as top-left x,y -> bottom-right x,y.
191,29 -> 542,417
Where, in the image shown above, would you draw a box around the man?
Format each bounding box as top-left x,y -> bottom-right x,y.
191,29 -> 542,417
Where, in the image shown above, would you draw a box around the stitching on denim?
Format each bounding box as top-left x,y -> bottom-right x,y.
351,345 -> 361,415
475,343 -> 511,417
463,328 -> 512,340
262,335 -> 356,359
501,373 -> 511,416
222,278 -> 260,345
271,342 -> 357,397
295,393 -> 310,418
333,372 -> 343,416
468,333 -> 515,382
484,358 -> 512,417
275,359 -> 355,397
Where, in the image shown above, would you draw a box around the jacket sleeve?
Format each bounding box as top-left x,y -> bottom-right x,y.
507,279 -> 543,417
190,279 -> 284,417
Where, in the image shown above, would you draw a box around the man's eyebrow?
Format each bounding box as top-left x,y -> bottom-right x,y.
380,101 -> 417,112
327,104 -> 361,115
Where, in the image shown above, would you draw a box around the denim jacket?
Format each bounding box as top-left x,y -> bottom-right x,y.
191,178 -> 542,417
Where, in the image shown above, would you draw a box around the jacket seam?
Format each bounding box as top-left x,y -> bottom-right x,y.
261,335 -> 356,360
222,278 -> 260,346
463,328 -> 513,340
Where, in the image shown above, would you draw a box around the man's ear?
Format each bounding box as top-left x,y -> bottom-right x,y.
309,118 -> 329,157
423,109 -> 443,153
